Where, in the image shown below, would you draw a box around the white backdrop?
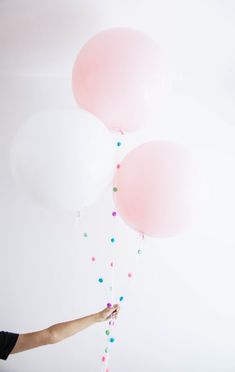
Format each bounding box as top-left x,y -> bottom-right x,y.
1,1 -> 235,371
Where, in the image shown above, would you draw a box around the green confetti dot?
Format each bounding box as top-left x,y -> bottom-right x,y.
113,187 -> 118,192
137,249 -> 142,255
105,330 -> 110,336
105,347 -> 108,353
83,232 -> 88,237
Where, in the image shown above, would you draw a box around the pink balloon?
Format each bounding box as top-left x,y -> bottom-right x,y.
72,28 -> 162,133
113,141 -> 194,237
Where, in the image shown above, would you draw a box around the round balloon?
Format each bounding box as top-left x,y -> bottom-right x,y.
72,28 -> 163,133
113,141 -> 195,237
10,109 -> 114,212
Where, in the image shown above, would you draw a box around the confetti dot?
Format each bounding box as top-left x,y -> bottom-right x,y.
119,296 -> 124,302
109,286 -> 113,291
109,321 -> 112,326
116,164 -> 121,169
110,262 -> 114,268
107,303 -> 112,308
111,237 -> 115,243
106,369 -> 109,372
117,141 -> 122,147
109,337 -> 115,343
102,356 -> 106,362
98,278 -> 103,283
105,330 -> 110,336
128,273 -> 132,278
137,249 -> 142,255
91,256 -> 96,262
83,232 -> 88,237
113,187 -> 118,192
105,347 -> 108,353
112,211 -> 117,217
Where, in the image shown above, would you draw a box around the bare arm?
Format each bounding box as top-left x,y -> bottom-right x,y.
11,304 -> 120,354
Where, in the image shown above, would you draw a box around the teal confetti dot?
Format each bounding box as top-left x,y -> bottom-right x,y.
111,237 -> 115,243
119,296 -> 124,302
117,141 -> 122,147
98,278 -> 103,283
109,337 -> 115,343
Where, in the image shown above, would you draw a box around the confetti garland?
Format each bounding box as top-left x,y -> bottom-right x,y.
100,134 -> 123,372
76,133 -> 146,372
102,211 -> 118,371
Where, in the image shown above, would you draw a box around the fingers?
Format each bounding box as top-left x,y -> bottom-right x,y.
104,304 -> 120,319
111,304 -> 120,311
110,304 -> 120,319
105,304 -> 119,312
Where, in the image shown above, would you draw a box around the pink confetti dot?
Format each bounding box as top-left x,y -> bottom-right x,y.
128,272 -> 133,278
112,211 -> 117,217
91,257 -> 96,262
117,164 -> 120,169
106,369 -> 109,372
102,356 -> 106,362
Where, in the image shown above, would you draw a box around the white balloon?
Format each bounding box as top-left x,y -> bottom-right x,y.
10,109 -> 115,212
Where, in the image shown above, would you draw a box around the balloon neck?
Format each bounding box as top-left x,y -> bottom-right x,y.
140,232 -> 145,240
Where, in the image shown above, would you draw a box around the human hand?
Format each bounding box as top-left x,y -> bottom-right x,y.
95,304 -> 120,322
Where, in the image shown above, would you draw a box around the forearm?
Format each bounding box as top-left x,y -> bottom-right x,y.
47,313 -> 98,343
11,305 -> 119,355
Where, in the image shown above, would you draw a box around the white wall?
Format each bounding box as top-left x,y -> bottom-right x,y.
1,1 -> 235,371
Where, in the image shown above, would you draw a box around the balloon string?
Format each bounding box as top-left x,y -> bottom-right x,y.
104,194 -> 117,372
110,204 -> 117,304
102,131 -> 122,371
75,212 -> 110,303
116,233 -> 146,302
102,233 -> 145,372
